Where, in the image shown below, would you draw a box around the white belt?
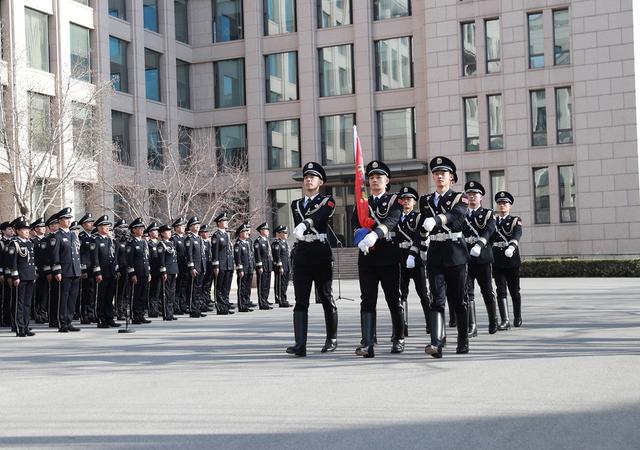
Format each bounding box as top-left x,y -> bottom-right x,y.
465,237 -> 478,244
298,233 -> 327,243
493,241 -> 509,248
430,232 -> 463,242
398,242 -> 412,249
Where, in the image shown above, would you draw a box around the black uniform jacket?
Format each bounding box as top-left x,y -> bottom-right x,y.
94,234 -> 118,279
272,239 -> 290,272
462,207 -> 497,265
50,229 -> 82,277
254,236 -> 273,272
234,239 -> 255,273
127,237 -> 150,278
9,237 -> 37,282
290,194 -> 335,266
491,215 -> 523,269
211,229 -> 234,271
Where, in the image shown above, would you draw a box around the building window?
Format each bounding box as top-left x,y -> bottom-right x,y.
178,125 -> 192,165
490,169 -> 505,203
111,110 -> 131,166
556,87 -> 572,144
25,8 -> 49,72
215,58 -> 245,108
74,183 -> 90,215
216,124 -> 247,171
464,97 -> 479,152
113,191 -> 128,220
533,167 -> 550,224
28,93 -> 51,151
375,37 -> 412,91
144,0 -> 159,32
465,171 -> 481,184
319,44 -> 354,97
147,119 -> 164,170
267,119 -> 300,169
271,188 -> 299,234
321,113 -> 354,165
485,18 -> 501,73
559,165 -> 576,223
265,52 -> 298,103
110,37 -> 128,92
175,0 -> 189,43
461,22 -> 476,76
72,103 -> 94,156
318,0 -> 351,28
374,0 -> 410,20
109,0 -> 127,20
145,49 -> 162,101
553,9 -> 570,65
212,0 -> 243,42
488,94 -> 503,150
264,0 -> 296,36
528,12 -> 544,69
73,0 -> 90,5
377,107 -> 415,161
176,59 -> 191,109
70,24 -> 91,82
530,89 -> 547,146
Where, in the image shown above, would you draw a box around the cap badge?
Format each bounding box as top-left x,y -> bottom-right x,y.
436,157 -> 442,164
372,161 -> 378,168
403,187 -> 408,192
500,192 -> 505,197
307,163 -> 313,168
470,182 -> 474,187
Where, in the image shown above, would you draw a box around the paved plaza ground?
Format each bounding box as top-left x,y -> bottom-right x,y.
0,278 -> 639,449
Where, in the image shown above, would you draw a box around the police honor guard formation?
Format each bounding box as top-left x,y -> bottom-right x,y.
254,222 -> 274,310
93,215 -> 120,328
211,212 -> 235,315
271,225 -> 291,308
234,223 -> 256,312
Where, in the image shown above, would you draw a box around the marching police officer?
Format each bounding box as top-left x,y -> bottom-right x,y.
114,219 -> 129,320
286,162 -> 337,357
158,224 -> 178,321
234,223 -> 255,312
8,218 -> 37,337
211,212 -> 235,315
93,215 -> 121,328
78,213 -> 97,324
171,217 -> 189,314
126,218 -> 151,324
413,157 -> 470,358
353,160 -> 403,357
146,222 -> 162,318
491,191 -> 524,329
462,181 -> 498,335
50,207 -> 82,332
30,218 -> 48,324
271,225 -> 291,308
254,222 -> 273,310
184,216 -> 207,318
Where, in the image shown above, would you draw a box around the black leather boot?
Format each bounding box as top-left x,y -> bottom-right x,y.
486,298 -> 498,334
513,295 -> 522,327
468,300 -> 478,338
425,311 -> 444,358
456,306 -> 469,354
390,311 -> 405,354
355,312 -> 375,358
401,299 -> 409,337
321,309 -> 338,353
286,311 -> 307,357
497,297 -> 511,330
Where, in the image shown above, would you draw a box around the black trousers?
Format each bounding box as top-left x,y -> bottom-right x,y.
293,262 -> 335,313
149,274 -> 163,315
15,280 -> 34,331
176,271 -> 189,311
493,266 -> 521,304
186,272 -> 204,313
428,264 -> 467,319
274,269 -> 290,304
202,267 -> 214,305
216,270 -> 233,306
400,263 -> 430,310
116,271 -> 128,317
79,276 -> 96,319
466,263 -> 495,307
1,281 -> 12,327
359,264 -> 402,315
162,274 -> 176,319
34,275 -> 48,319
59,276 -> 80,328
256,269 -> 271,308
237,272 -> 253,309
97,277 -> 116,321
131,276 -> 149,318
48,279 -> 60,326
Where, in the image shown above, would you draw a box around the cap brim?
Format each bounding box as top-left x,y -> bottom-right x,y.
367,169 -> 389,177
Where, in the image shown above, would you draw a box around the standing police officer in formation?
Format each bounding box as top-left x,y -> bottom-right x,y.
491,191 -> 524,329
158,224 -> 178,321
127,218 -> 151,324
78,213 -> 97,324
271,225 -> 291,308
30,218 -> 48,324
199,224 -> 215,311
8,218 -> 36,337
211,212 -> 235,315
184,216 -> 207,318
413,157 -> 470,358
286,162 -> 337,357
146,222 -> 163,318
43,214 -> 60,328
93,215 -> 121,328
462,181 -> 498,335
234,223 -> 255,313
171,217 -> 188,314
254,222 -> 273,310
353,160 -> 403,357
113,219 -> 129,320
0,222 -> 14,328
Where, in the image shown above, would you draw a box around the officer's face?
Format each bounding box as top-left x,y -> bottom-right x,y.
48,224 -> 59,233
35,225 -> 46,236
303,175 -> 323,191
16,227 -> 30,239
5,227 -> 15,237
160,230 -> 172,240
240,230 -> 249,240
496,201 -> 511,215
277,232 -> 288,240
432,170 -> 452,189
199,231 -> 209,239
98,225 -> 110,235
132,227 -> 144,237
467,192 -> 483,208
175,225 -> 185,234
82,222 -> 94,231
399,197 -> 416,210
59,217 -> 71,229
149,230 -> 159,239
189,224 -> 200,234
217,220 -> 228,230
368,174 -> 388,193
259,229 -> 269,237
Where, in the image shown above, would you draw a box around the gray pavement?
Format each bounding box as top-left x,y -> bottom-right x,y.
0,278 -> 639,449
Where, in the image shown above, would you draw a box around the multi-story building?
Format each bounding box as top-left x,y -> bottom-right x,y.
1,0 -> 638,258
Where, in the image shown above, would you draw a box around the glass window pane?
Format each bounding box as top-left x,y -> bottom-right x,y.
533,167 -> 550,224
213,0 -> 243,42
556,87 -> 572,144
175,0 -> 189,43
144,0 -> 159,32
319,45 -> 353,97
177,59 -> 191,109
110,37 -> 128,92
216,124 -> 248,171
145,49 -> 161,101
111,110 -> 131,166
25,8 -> 49,72
488,94 -> 503,150
374,0 -> 410,20
70,24 -> 91,82
377,108 -> 415,161
147,119 -> 164,170
109,0 -> 127,20
264,0 -> 296,36
318,0 -> 351,28
265,52 -> 298,103
215,58 -> 245,108
271,188 -> 299,234
485,18 -> 501,73
559,165 -> 576,223
462,22 -> 476,76
465,171 -> 481,184
528,12 -> 544,69
73,102 -> 94,156
464,97 -> 479,152
554,9 -> 570,65
531,89 -> 547,146
375,37 -> 412,91
29,93 -> 51,150
267,119 -> 300,169
178,125 -> 192,163
490,170 -> 505,203
321,114 -> 354,165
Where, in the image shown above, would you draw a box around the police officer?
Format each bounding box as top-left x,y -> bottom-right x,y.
50,207 -> 82,332
93,215 -> 121,328
146,222 -> 162,318
234,223 -> 255,312
491,191 -> 524,329
8,218 -> 37,337
462,181 -> 498,335
43,214 -> 60,328
30,218 -> 49,324
171,217 -> 189,314
198,224 -> 215,311
413,157 -> 470,358
353,160 -> 403,357
211,212 -> 235,315
0,221 -> 14,328
184,216 -> 207,318
78,213 -> 97,324
113,219 -> 129,320
254,223 -> 274,310
396,186 -> 431,338
271,225 -> 292,308
126,218 -> 151,324
158,224 -> 178,321
286,162 -> 337,357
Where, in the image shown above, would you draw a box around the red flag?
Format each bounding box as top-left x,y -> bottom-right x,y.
354,126 -> 375,229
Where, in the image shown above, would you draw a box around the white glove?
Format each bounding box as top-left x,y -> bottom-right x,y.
293,222 -> 306,240
470,244 -> 482,257
423,217 -> 436,232
406,255 -> 415,269
505,246 -> 515,258
358,240 -> 369,254
362,231 -> 378,248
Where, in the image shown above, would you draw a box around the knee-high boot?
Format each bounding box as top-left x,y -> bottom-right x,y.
391,310 -> 405,353
497,297 -> 511,330
355,311 -> 375,358
425,311 -> 444,358
486,298 -> 498,334
321,308 -> 338,353
286,311 -> 307,356
468,300 -> 478,338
